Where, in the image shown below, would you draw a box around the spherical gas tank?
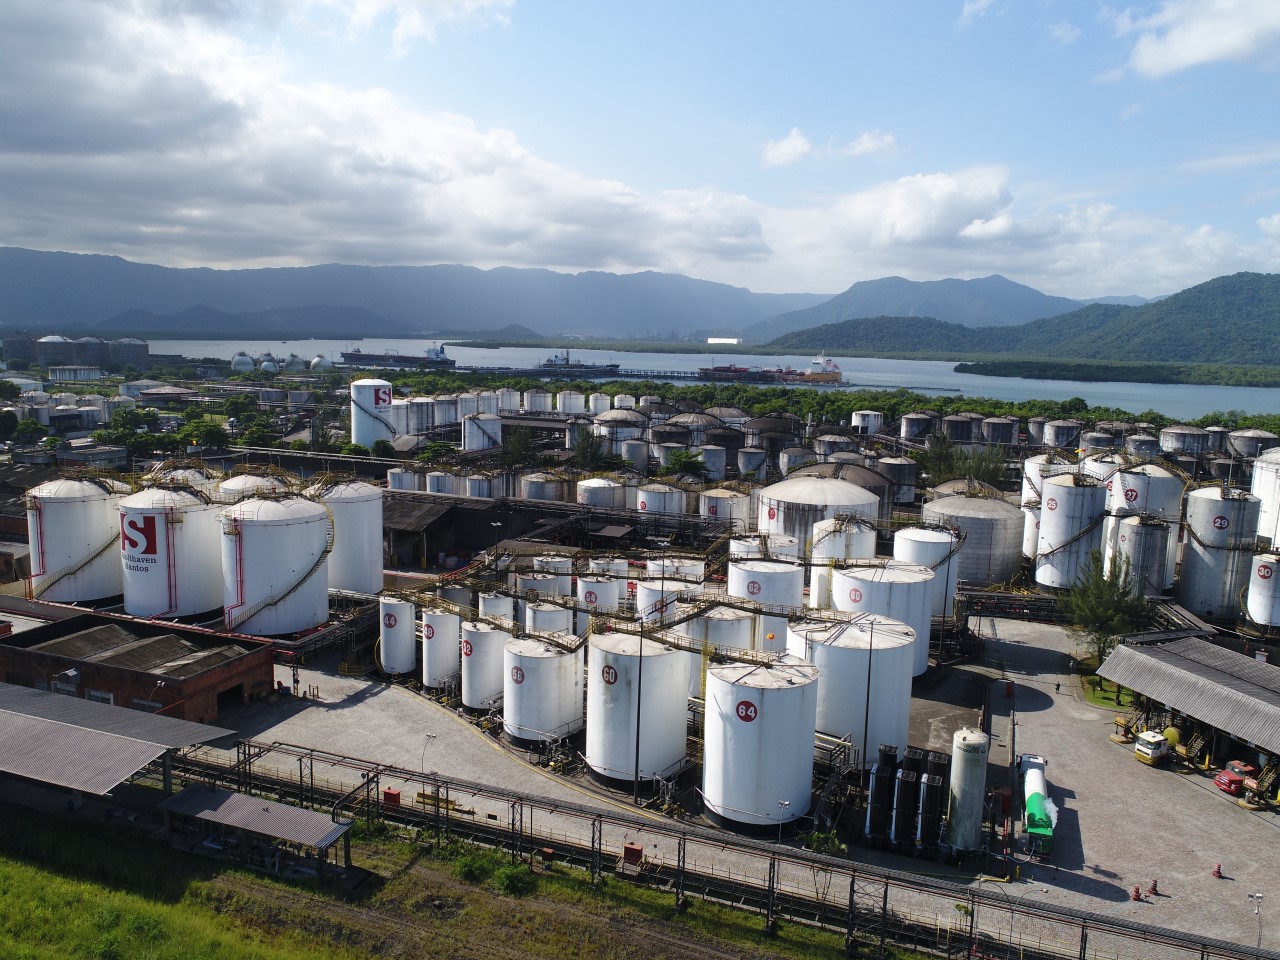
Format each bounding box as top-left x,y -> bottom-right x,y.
118,486 -> 222,617
221,496 -> 331,636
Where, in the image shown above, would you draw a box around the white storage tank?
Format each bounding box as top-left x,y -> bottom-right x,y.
421,606 -> 462,687
26,478 -> 128,603
727,560 -> 803,608
1246,553 -> 1280,628
521,473 -> 569,502
462,413 -> 503,451
808,517 -> 877,609
637,482 -> 686,515
1021,454 -> 1067,506
620,438 -> 649,474
556,390 -> 587,415
1035,474 -> 1106,590
729,533 -> 801,561
613,394 -> 636,409
479,590 -> 515,626
1178,486 -> 1262,619
433,394 -> 459,425
647,557 -> 706,582
1021,504 -> 1041,561
1103,464 -> 1184,590
464,475 -> 492,498
833,562 -> 935,676
702,657 -> 819,827
1251,449 -> 1280,547
526,601 -> 574,636
386,468 -> 421,492
522,389 -> 553,414
894,527 -> 959,617
1160,425 -> 1211,456
900,412 -> 933,440
576,575 -> 621,633
588,556 -> 631,578
221,496 -> 332,635
879,457 -> 919,504
217,472 -> 288,504
786,613 -> 914,767
757,475 -> 879,551
852,410 -> 885,435
118,487 -> 222,616
425,471 -> 454,495
503,638 -> 585,743
636,579 -> 679,622
1043,419 -> 1083,450
738,447 -> 767,480
1229,429 -> 1279,459
585,633 -> 690,782
379,598 -> 417,675
920,495 -> 1024,587
948,728 -> 990,852
588,392 -> 611,415
699,445 -> 728,482
456,392 -> 480,421
461,621 -> 510,709
577,477 -> 625,509
1106,516 -> 1171,597
408,397 -> 434,434
350,378 -> 396,448
306,479 -> 383,594
700,488 -> 753,531
1126,433 -> 1162,457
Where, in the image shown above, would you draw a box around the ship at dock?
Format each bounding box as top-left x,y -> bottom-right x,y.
784,353 -> 843,384
539,349 -> 621,373
339,343 -> 456,369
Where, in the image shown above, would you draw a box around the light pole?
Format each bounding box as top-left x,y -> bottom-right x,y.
1249,893 -> 1265,950
777,800 -> 790,843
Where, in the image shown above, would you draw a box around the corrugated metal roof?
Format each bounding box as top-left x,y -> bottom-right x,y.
1098,638 -> 1280,754
0,682 -> 233,795
0,682 -> 233,748
31,625 -> 249,679
382,495 -> 451,533
159,785 -> 352,849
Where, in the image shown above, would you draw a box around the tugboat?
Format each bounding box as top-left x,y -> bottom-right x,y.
539,349 -> 621,373
339,343 -> 456,369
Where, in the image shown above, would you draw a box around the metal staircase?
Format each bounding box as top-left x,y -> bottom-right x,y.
31,531 -> 120,599
227,512 -> 335,631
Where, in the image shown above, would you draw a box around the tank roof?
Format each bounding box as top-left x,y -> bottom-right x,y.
759,474 -> 879,506
923,494 -> 1022,518
790,613 -> 914,648
221,496 -> 328,522
709,656 -> 818,688
589,633 -> 680,657
594,408 -> 649,423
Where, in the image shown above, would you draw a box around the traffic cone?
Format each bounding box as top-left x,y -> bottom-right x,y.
1147,879 -> 1159,896
1212,863 -> 1222,878
1131,885 -> 1142,902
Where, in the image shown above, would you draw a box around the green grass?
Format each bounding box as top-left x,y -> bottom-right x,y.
1080,674 -> 1135,709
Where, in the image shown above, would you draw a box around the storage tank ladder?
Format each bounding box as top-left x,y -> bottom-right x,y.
351,393 -> 398,438
226,510 -> 335,631
27,499 -> 120,600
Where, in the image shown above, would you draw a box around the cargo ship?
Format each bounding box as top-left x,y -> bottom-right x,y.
783,353 -> 843,384
696,363 -> 787,383
339,343 -> 456,369
539,349 -> 621,373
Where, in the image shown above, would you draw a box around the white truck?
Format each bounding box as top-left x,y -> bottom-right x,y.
1135,730 -> 1170,765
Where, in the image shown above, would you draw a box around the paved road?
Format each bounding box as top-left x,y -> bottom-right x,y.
207,624 -> 1278,953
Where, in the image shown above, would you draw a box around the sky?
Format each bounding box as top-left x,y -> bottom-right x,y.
1,1 -> 1278,299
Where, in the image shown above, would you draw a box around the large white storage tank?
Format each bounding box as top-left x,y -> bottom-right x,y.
217,472 -> 289,504
635,579 -> 679,622
526,601 -> 574,636
702,657 -> 819,827
577,575 -> 621,633
577,477 -> 625,509
1035,474 -> 1106,590
350,378 -> 396,448
26,478 -> 128,602
1106,516 -> 1171,597
728,559 -> 802,651
421,606 -> 462,687
585,633 -> 690,782
893,527 -> 959,617
730,533 -> 801,561
833,562 -> 935,676
306,479 -> 383,594
808,516 -> 878,608
462,413 -> 503,451
221,496 -> 332,635
787,614 -> 914,767
948,728 -> 990,852
118,487 -> 222,616
637,483 -> 686,515
920,495 -> 1023,587
1251,449 -> 1280,547
1246,554 -> 1280,628
503,639 -> 585,743
757,476 -> 878,550
461,621 -> 509,709
1178,486 -> 1262,619
1103,464 -> 1184,590
699,488 -> 752,530
379,598 -> 417,675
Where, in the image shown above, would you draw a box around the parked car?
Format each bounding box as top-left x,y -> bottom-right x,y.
1213,760 -> 1258,795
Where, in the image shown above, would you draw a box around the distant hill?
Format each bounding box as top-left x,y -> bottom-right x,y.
743,274 -> 1109,342
0,247 -> 827,339
766,273 -> 1280,365
98,304 -> 400,338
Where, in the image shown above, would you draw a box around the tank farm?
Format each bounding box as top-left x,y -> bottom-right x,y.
22,384 -> 1280,878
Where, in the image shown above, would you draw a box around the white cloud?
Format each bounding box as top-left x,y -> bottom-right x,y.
1110,0 -> 1280,76
761,128 -> 812,168
1259,214 -> 1280,237
841,130 -> 896,157
959,0 -> 996,25
334,0 -> 513,54
1048,21 -> 1081,46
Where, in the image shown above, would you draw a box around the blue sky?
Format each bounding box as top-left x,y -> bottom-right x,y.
1,1 -> 1278,298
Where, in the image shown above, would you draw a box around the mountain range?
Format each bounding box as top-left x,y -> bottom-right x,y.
0,247 -> 826,339
766,272 -> 1280,366
742,274 -> 1149,342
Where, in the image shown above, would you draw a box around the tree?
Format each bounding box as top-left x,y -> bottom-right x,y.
0,379 -> 19,401
500,426 -> 535,467
240,426 -> 276,448
0,409 -> 18,442
178,420 -> 230,449
658,449 -> 709,481
1059,549 -> 1156,664
340,442 -> 371,457
14,419 -> 45,444
222,393 -> 260,420
182,404 -> 206,423
370,438 -> 398,460
911,434 -> 1008,488
571,430 -> 624,471
416,440 -> 458,465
